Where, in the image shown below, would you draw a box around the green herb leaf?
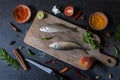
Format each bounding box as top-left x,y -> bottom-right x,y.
0,48 -> 19,69
115,24 -> 120,41
27,48 -> 35,56
113,45 -> 119,56
41,37 -> 53,40
82,30 -> 100,50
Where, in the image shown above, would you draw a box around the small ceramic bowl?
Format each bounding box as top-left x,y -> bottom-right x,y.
89,12 -> 108,30
12,5 -> 31,23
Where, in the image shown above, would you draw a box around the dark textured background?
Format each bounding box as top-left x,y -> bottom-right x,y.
0,0 -> 120,80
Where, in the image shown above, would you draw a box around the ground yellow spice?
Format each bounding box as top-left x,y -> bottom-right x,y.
90,15 -> 106,30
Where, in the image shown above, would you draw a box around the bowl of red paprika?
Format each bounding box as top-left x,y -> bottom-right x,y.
12,5 -> 31,23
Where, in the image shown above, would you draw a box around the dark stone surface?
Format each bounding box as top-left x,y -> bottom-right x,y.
0,0 -> 120,80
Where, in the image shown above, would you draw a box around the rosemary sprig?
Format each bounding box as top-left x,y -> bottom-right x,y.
0,48 -> 19,69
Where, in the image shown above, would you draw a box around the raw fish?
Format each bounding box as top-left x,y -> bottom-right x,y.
40,23 -> 75,32
49,42 -> 84,50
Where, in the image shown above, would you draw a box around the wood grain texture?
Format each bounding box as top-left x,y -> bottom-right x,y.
24,10 -> 116,70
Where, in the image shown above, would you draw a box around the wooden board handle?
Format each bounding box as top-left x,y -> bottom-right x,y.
95,53 -> 116,67
87,50 -> 116,67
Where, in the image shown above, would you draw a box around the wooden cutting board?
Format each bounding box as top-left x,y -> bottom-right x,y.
24,10 -> 116,70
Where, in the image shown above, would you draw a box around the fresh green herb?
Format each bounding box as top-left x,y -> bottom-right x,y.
27,48 -> 35,56
41,37 -> 53,40
113,45 -> 119,56
82,30 -> 99,50
115,24 -> 120,41
0,48 -> 19,69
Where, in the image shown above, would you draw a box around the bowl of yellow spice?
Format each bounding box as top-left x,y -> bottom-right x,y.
89,12 -> 108,30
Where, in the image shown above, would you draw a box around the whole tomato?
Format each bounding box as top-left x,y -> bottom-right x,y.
64,6 -> 74,16
79,56 -> 93,70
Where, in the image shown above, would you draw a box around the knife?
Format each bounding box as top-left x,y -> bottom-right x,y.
25,58 -> 67,80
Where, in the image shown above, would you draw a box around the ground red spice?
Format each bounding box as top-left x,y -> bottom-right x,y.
13,6 -> 28,21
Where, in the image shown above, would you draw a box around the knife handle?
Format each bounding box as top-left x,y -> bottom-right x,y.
51,72 -> 67,80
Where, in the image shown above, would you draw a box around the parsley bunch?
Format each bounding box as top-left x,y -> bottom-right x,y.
82,30 -> 99,50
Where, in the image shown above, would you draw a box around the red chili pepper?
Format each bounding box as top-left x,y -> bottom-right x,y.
44,60 -> 58,64
73,11 -> 82,20
44,60 -> 65,67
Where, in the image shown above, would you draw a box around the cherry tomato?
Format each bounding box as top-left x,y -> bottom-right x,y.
64,6 -> 74,16
79,56 -> 93,69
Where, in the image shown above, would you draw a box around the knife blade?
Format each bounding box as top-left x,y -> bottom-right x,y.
25,58 -> 67,80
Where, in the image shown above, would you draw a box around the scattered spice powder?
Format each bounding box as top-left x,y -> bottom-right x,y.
13,6 -> 28,22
